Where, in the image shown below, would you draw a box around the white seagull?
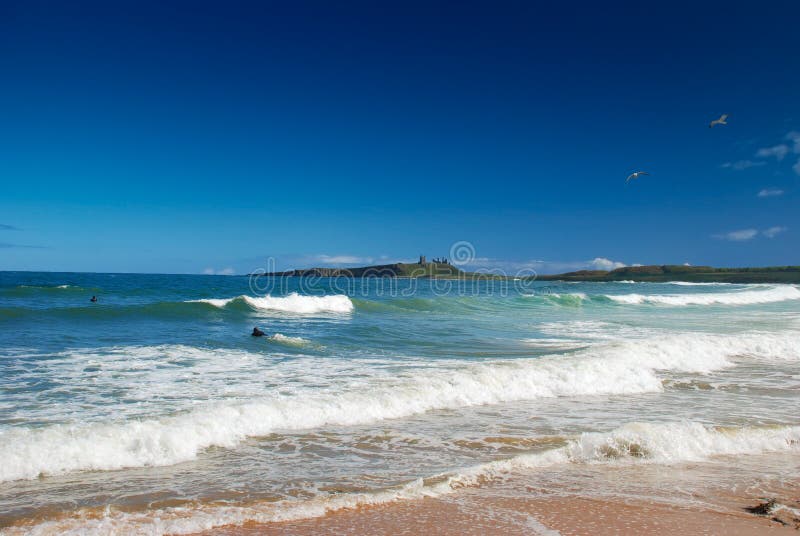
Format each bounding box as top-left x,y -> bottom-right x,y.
709,114 -> 728,128
626,171 -> 649,183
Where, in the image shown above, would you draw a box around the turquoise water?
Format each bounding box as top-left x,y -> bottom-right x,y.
0,271 -> 798,533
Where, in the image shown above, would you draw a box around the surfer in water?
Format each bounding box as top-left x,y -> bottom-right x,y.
251,327 -> 265,337
90,296 -> 98,303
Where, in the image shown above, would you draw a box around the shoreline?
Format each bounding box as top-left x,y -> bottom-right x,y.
194,454 -> 800,536
199,489 -> 798,536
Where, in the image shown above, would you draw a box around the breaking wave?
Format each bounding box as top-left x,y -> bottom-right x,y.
190,293 -> 354,314
522,285 -> 800,307
606,285 -> 800,306
5,422 -> 798,535
269,333 -> 313,347
2,330 -> 797,483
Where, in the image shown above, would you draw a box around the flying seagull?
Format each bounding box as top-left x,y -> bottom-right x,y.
626,171 -> 649,183
709,114 -> 728,128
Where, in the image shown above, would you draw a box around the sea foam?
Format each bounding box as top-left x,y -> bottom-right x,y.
605,285 -> 800,306
1,330 -> 797,483
5,422 -> 798,536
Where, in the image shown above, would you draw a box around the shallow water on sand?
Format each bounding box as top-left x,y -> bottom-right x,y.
0,272 -> 798,533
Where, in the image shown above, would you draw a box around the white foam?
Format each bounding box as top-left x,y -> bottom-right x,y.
662,281 -> 734,286
521,338 -> 587,350
606,285 -> 800,306
191,293 -> 354,313
269,333 -> 311,346
2,331 -> 797,483
7,422 -> 798,535
191,297 -> 232,308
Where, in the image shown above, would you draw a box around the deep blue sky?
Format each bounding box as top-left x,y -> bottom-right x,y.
1,0 -> 798,274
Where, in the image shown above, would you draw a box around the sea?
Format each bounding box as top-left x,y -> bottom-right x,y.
0,271 -> 798,534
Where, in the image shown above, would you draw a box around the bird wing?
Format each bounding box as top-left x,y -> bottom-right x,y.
638,171 -> 649,176
720,114 -> 728,121
626,173 -> 636,182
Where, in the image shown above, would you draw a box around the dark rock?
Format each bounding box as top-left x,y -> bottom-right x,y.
744,498 -> 776,516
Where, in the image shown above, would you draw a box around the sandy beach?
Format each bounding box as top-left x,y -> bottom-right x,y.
193,457 -> 800,536
202,489 -> 798,536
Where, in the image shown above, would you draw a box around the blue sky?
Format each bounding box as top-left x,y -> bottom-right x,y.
1,1 -> 798,274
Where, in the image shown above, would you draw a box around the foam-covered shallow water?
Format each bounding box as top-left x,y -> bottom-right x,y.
0,272 -> 798,534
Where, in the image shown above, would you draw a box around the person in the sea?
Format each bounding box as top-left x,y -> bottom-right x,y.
251,327 -> 265,337
90,296 -> 97,303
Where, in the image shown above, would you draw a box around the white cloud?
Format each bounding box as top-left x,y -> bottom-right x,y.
713,229 -> 758,241
589,257 -> 627,270
763,226 -> 787,238
757,188 -> 784,197
202,267 -> 236,275
315,254 -> 375,265
461,257 -> 629,274
721,160 -> 765,170
756,144 -> 789,160
304,254 -> 417,266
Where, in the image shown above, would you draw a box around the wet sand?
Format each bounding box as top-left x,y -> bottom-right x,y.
201,494 -> 796,535
196,458 -> 800,536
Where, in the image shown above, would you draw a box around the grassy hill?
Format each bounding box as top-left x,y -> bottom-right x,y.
262,262 -> 467,278
259,262 -> 800,283
536,265 -> 800,283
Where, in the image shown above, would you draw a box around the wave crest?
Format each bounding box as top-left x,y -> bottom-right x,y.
191,293 -> 354,314
606,285 -> 800,305
1,330 -> 797,483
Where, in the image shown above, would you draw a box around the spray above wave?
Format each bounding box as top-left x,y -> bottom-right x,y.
7,421 -> 798,536
2,330 -> 797,483
190,293 -> 354,314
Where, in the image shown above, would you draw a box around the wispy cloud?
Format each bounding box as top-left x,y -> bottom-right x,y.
308,254 -> 418,267
461,257 -> 629,274
202,267 -> 236,275
757,188 -> 784,197
713,226 -> 787,241
721,160 -> 765,170
0,242 -> 47,249
713,229 -> 758,241
315,254 -> 375,265
726,132 -> 800,174
589,257 -> 627,270
755,144 -> 789,160
0,224 -> 21,231
786,131 -> 800,153
762,226 -> 787,238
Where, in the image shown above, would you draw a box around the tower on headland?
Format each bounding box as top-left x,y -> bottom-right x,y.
419,255 -> 427,265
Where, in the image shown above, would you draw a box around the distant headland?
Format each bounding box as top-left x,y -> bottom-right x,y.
256,257 -> 800,283
536,265 -> 800,283
259,255 -> 473,279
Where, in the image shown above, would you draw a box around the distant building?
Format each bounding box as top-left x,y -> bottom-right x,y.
421,255 -> 451,265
